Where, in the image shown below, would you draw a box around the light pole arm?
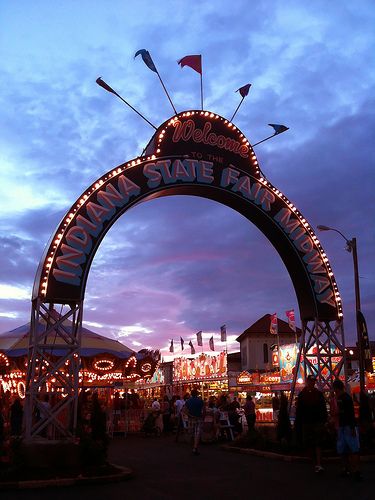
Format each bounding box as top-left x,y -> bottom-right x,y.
317,225 -> 366,393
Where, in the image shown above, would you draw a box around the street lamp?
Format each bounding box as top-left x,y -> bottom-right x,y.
317,225 -> 365,393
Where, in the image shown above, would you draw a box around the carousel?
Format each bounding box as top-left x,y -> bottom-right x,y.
0,316 -> 159,400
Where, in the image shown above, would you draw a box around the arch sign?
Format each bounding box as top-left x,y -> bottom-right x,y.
34,110 -> 342,322
26,110 -> 345,438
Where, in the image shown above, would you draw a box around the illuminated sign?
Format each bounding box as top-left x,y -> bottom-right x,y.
272,350 -> 279,367
301,344 -> 343,379
173,352 -> 227,382
259,373 -> 281,384
33,110 -> 342,322
279,344 -> 298,382
237,371 -> 253,384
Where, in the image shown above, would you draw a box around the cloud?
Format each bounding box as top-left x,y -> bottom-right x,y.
0,0 -> 374,354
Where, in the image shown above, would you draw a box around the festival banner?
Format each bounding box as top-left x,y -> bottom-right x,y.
270,313 -> 278,335
209,336 -> 215,351
285,309 -> 296,332
279,343 -> 298,382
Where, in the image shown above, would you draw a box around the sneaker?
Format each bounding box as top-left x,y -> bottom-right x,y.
314,465 -> 324,473
192,449 -> 200,455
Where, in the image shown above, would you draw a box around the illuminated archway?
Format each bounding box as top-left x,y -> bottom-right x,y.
25,110 -> 346,438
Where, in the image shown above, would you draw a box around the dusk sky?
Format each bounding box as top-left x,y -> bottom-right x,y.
1,1 -> 374,359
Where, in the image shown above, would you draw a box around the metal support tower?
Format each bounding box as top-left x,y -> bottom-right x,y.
290,318 -> 347,405
24,300 -> 82,439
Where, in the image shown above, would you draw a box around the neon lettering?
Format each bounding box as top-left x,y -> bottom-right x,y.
172,119 -> 249,158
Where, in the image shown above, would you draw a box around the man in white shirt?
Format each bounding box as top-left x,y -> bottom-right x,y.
152,398 -> 161,411
175,395 -> 185,416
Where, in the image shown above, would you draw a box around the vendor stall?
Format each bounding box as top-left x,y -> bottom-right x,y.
172,351 -> 228,399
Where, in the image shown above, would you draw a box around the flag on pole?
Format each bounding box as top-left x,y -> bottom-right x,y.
189,340 -> 195,355
209,336 -> 215,351
169,339 -> 174,353
220,324 -> 227,342
236,83 -> 251,98
180,337 -> 185,351
357,311 -> 373,372
268,124 -> 289,135
270,313 -> 278,335
134,49 -> 157,72
285,309 -> 296,332
178,55 -> 202,74
196,330 -> 203,346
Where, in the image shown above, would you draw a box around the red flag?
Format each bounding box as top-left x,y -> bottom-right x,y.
180,337 -> 185,350
285,309 -> 296,332
270,313 -> 278,335
169,340 -> 174,353
209,336 -> 215,351
236,83 -> 251,98
196,331 -> 203,346
178,55 -> 202,74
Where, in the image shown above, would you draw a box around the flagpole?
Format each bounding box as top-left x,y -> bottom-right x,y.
230,96 -> 245,122
276,328 -> 281,375
252,133 -> 277,147
156,71 -> 177,115
96,78 -> 157,130
200,59 -> 203,110
252,125 -> 288,148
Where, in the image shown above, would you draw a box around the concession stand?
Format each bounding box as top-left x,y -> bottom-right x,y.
230,370 -> 291,421
172,351 -> 228,398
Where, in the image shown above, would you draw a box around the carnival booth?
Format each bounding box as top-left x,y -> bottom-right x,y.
172,351 -> 228,398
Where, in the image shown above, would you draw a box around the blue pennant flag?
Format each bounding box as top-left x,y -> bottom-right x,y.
134,49 -> 157,73
268,123 -> 289,135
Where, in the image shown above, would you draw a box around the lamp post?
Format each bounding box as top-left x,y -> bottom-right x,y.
317,225 -> 365,393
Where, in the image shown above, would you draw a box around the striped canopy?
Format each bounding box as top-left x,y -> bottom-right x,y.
0,320 -> 136,359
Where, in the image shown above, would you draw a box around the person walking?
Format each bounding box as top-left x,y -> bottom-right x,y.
243,394 -> 256,433
295,374 -> 327,473
332,379 -> 362,480
185,389 -> 204,455
174,395 -> 185,440
10,397 -> 23,437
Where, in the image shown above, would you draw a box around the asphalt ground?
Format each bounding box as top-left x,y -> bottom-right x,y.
5,433 -> 374,500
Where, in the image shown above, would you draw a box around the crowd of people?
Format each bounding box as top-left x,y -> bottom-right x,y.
1,379 -> 374,477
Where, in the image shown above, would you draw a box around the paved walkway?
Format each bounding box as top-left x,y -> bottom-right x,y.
8,434 -> 374,500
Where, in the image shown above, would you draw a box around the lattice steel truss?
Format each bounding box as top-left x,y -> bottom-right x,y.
24,300 -> 82,439
291,318 -> 347,397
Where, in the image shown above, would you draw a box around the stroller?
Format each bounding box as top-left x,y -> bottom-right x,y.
142,411 -> 161,437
